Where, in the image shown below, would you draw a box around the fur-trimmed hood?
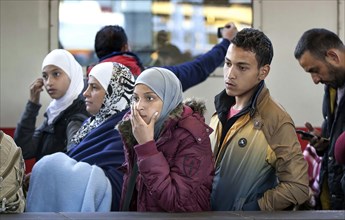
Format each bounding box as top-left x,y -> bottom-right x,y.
116,98 -> 207,148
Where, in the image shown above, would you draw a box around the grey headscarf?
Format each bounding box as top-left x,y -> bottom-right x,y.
134,67 -> 183,139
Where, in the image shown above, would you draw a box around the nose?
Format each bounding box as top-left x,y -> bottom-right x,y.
83,86 -> 91,97
134,99 -> 145,111
45,75 -> 53,86
311,74 -> 321,84
225,66 -> 235,79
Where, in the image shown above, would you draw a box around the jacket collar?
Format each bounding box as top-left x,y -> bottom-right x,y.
214,80 -> 266,120
99,51 -> 142,63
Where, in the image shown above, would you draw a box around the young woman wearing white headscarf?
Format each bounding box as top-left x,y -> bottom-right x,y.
118,67 -> 215,212
14,49 -> 90,161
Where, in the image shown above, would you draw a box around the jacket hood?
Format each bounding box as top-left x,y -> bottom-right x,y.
183,97 -> 207,117
117,98 -> 207,148
87,52 -> 144,77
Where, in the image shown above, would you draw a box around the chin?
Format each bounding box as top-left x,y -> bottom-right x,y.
49,94 -> 60,99
86,108 -> 94,115
225,89 -> 234,96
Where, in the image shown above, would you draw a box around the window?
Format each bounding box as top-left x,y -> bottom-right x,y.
59,0 -> 252,67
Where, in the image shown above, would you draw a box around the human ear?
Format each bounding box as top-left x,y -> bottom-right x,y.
258,64 -> 270,80
325,49 -> 340,65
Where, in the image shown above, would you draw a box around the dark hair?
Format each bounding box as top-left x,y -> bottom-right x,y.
156,30 -> 168,45
94,25 -> 128,59
231,28 -> 273,68
294,28 -> 343,60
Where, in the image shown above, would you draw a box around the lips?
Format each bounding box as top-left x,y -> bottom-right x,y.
47,89 -> 56,94
225,81 -> 236,89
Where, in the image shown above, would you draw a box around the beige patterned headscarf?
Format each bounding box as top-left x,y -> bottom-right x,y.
71,62 -> 135,145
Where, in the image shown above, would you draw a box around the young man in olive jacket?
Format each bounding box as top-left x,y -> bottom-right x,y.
210,28 -> 309,211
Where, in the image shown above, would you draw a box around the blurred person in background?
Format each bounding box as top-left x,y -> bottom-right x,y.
87,22 -> 238,91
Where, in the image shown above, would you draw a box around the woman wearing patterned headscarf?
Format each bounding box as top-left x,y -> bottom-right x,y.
14,49 -> 90,161
117,67 -> 215,212
26,62 -> 135,212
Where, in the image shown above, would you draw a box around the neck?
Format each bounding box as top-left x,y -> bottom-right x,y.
231,104 -> 243,111
234,91 -> 254,110
234,81 -> 263,110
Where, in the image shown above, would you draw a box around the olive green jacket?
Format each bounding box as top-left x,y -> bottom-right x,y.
210,82 -> 309,211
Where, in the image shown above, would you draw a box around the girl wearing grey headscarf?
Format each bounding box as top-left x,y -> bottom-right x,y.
117,67 -> 215,212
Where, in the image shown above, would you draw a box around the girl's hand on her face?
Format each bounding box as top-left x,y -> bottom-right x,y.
130,104 -> 158,145
29,78 -> 44,104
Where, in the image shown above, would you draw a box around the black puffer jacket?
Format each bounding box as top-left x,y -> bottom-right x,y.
14,94 -> 90,161
318,85 -> 345,210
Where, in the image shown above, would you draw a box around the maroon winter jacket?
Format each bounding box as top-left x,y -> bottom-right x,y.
117,100 -> 214,212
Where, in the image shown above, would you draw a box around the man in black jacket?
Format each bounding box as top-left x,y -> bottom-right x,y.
294,28 -> 345,210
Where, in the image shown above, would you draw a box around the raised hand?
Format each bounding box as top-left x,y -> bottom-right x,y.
29,78 -> 44,104
130,104 -> 158,145
222,22 -> 238,41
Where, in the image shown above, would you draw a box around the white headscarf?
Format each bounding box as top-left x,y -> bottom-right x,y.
42,49 -> 84,125
71,62 -> 135,145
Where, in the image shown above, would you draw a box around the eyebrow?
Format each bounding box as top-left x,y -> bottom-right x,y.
237,62 -> 250,66
133,91 -> 157,96
224,57 -> 250,66
142,92 -> 157,96
42,67 -> 60,73
306,66 -> 318,73
87,80 -> 101,87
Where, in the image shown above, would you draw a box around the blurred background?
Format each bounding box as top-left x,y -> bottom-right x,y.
58,0 -> 252,67
1,0 -> 344,137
